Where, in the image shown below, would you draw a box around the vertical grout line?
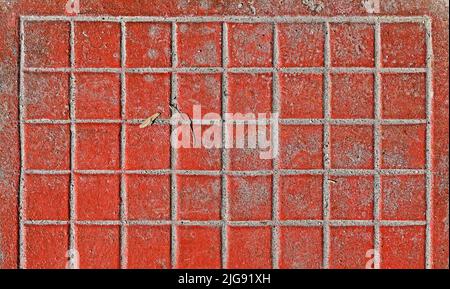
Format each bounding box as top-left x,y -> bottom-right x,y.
271,22 -> 280,269
424,17 -> 433,269
220,21 -> 229,269
373,19 -> 382,269
170,21 -> 178,269
322,21 -> 331,269
18,17 -> 26,269
68,19 -> 77,269
119,20 -> 128,269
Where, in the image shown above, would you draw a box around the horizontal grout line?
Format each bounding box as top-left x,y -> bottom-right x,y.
22,220 -> 427,227
23,67 -> 427,74
20,15 -> 429,23
22,118 -> 428,125
23,169 -> 429,176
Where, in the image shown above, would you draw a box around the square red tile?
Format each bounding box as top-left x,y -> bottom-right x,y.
176,226 -> 221,269
177,175 -> 221,221
75,124 -> 121,170
228,23 -> 273,67
24,72 -> 70,120
227,226 -> 272,269
278,23 -> 324,67
76,225 -> 120,269
227,123 -> 273,171
381,175 -> 426,220
24,174 -> 70,220
24,21 -> 70,68
330,125 -> 374,169
381,23 -> 426,68
126,73 -> 170,119
126,73 -> 171,119
127,226 -> 171,269
177,73 -> 222,120
227,73 -> 272,115
279,226 -> 323,269
380,226 -> 426,269
279,125 -> 323,169
25,225 -> 69,269
330,23 -> 374,67
329,175 -> 374,220
75,174 -> 120,220
177,125 -> 222,170
126,175 -> 170,220
280,73 -> 323,119
228,175 -> 272,221
329,226 -> 374,269
126,22 -> 171,68
331,73 -> 374,119
381,125 -> 426,169
177,23 -> 222,67
125,124 -> 170,170
75,22 -> 121,68
76,73 -> 121,119
279,175 -> 323,220
381,73 -> 427,119
24,124 -> 70,170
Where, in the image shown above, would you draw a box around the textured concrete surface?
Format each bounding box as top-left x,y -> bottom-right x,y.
0,0 -> 448,269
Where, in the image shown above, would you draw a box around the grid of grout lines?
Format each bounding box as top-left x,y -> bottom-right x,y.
18,15 -> 433,269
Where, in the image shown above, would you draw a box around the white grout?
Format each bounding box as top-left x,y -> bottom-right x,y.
23,168 -> 428,176
322,21 -> 331,269
119,21 -> 128,269
373,19 -> 382,269
18,18 -> 26,269
425,18 -> 433,269
271,22 -> 280,269
23,219 -> 427,227
170,21 -> 178,269
23,66 -> 427,74
20,15 -> 429,23
220,21 -> 229,269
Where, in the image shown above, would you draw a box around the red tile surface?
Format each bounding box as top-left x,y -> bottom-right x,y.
330,73 -> 374,119
25,225 -> 69,269
330,23 -> 374,67
75,73 -> 121,119
227,226 -> 272,269
0,0 -> 448,270
279,227 -> 323,269
24,124 -> 70,170
228,23 -> 273,67
279,175 -> 323,220
75,22 -> 121,68
24,174 -> 70,220
126,175 -> 170,220
177,175 -> 221,221
177,23 -> 222,67
24,21 -> 70,68
329,226 -> 374,269
228,175 -> 272,221
24,72 -> 70,120
126,22 -> 171,68
75,174 -> 121,220
76,225 -> 120,269
127,226 -> 171,269
278,23 -> 324,67
176,226 -> 221,268
380,226 -> 426,269
381,23 -> 426,68
280,73 -> 323,119
329,176 -> 374,220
